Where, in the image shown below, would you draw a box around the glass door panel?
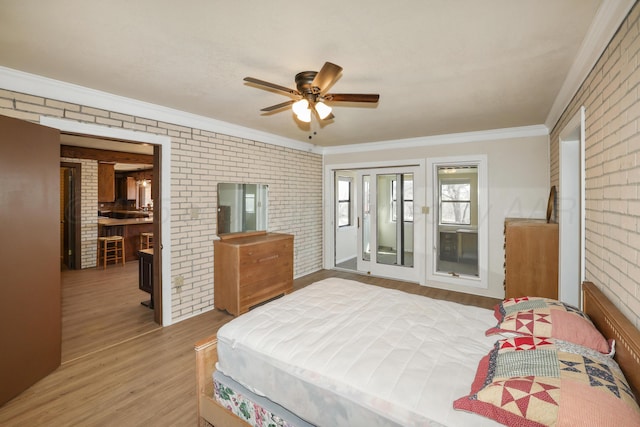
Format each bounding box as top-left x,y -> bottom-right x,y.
375,173 -> 414,267
361,175 -> 371,262
356,167 -> 421,282
376,174 -> 397,265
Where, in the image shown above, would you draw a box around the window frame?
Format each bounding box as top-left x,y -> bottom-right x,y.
426,155 -> 488,290
337,176 -> 353,228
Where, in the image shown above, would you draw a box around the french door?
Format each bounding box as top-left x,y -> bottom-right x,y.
356,166 -> 423,282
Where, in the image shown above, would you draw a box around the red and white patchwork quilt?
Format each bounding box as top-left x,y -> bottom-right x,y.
454,336 -> 640,426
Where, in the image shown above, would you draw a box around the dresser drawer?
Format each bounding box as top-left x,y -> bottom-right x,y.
239,241 -> 292,274
214,232 -> 294,316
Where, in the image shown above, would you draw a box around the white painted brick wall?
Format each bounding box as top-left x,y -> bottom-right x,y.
1,89 -> 323,322
550,2 -> 640,328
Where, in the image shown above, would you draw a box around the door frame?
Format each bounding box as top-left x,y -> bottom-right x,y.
558,106 -> 586,308
41,117 -> 174,325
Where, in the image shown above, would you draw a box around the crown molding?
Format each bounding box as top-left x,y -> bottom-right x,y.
545,0 -> 636,131
0,66 -> 322,154
0,65 -> 565,157
2,2 -> 630,156
321,124 -> 549,155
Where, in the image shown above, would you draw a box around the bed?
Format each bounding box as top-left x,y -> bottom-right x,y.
195,279 -> 640,426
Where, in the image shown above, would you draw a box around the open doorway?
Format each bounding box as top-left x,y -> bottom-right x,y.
334,170 -> 358,271
59,134 -> 163,362
558,106 -> 585,308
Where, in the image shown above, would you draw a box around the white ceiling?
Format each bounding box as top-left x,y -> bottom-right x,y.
0,1 -> 630,147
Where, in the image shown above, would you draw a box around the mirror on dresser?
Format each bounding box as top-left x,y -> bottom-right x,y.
217,183 -> 268,235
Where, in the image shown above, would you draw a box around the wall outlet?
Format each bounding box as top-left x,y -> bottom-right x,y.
175,275 -> 184,290
191,207 -> 200,219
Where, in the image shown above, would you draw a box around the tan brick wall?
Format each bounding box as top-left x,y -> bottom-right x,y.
1,89 -> 323,322
550,3 -> 640,328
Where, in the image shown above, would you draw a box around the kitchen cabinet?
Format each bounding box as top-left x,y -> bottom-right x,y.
98,163 -> 115,202
127,177 -> 137,199
115,175 -> 138,200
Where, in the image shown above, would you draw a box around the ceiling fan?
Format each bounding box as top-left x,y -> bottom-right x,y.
244,62 -> 380,123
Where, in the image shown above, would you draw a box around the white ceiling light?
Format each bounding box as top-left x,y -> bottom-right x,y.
314,101 -> 332,120
292,99 -> 309,116
296,107 -> 311,123
292,99 -> 311,122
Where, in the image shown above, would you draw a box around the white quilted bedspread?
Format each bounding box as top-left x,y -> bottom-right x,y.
216,278 -> 501,427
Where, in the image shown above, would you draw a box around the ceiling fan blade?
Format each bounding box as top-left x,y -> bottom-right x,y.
260,100 -> 295,112
311,62 -> 343,93
244,77 -> 300,96
324,93 -> 380,103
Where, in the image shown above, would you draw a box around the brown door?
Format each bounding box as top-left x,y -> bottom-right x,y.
0,115 -> 61,405
60,162 -> 81,270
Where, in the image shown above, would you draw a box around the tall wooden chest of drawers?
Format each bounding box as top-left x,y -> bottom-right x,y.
214,232 -> 294,316
504,218 -> 558,299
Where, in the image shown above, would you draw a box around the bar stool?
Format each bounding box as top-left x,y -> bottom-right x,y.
140,232 -> 153,250
97,236 -> 125,269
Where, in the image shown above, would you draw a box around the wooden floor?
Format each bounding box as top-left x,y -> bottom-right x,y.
0,268 -> 500,426
61,262 -> 159,362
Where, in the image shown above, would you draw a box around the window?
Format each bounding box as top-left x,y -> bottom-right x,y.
337,177 -> 352,227
428,157 -> 486,288
245,193 -> 255,213
440,178 -> 471,225
391,175 -> 413,222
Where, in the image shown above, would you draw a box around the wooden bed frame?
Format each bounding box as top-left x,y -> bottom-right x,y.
195,281 -> 640,426
194,335 -> 249,427
582,281 -> 640,398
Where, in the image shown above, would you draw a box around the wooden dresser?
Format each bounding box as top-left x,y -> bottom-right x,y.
214,231 -> 294,316
504,218 -> 558,299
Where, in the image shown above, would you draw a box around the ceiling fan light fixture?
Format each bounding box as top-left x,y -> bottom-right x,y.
314,101 -> 332,119
245,61 -> 379,125
296,108 -> 312,123
292,99 -> 309,116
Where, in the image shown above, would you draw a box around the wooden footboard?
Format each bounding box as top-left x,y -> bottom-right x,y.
582,281 -> 640,399
194,335 -> 250,427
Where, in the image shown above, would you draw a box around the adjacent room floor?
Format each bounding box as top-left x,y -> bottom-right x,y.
61,262 -> 158,362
